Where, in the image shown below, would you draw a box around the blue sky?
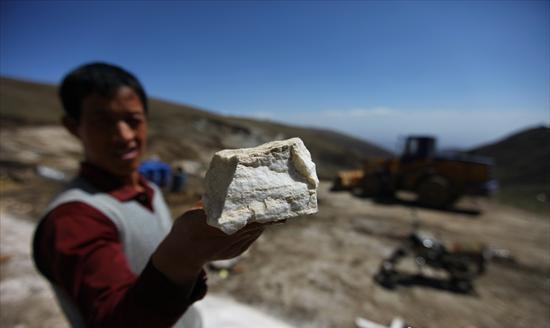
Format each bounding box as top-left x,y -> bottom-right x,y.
1,1 -> 548,150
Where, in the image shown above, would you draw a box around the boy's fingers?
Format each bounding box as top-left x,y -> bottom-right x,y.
178,208 -> 206,221
192,200 -> 204,209
240,222 -> 265,232
220,232 -> 262,259
262,219 -> 287,226
242,219 -> 286,230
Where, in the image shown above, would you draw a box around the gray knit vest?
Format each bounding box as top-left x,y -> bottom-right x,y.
41,177 -> 202,328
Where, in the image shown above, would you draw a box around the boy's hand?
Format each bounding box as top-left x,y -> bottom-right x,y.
152,208 -> 264,285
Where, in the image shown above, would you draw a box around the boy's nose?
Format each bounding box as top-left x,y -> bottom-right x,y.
114,121 -> 134,142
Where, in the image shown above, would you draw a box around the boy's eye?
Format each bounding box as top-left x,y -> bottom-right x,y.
126,117 -> 144,128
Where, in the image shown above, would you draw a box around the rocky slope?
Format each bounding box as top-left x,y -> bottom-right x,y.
0,76 -> 390,179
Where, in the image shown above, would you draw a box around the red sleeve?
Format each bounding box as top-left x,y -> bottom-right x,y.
34,201 -> 207,328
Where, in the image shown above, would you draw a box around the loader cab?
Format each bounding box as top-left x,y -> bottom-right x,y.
401,136 -> 436,162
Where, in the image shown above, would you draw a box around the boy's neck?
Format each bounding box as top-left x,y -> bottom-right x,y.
80,162 -> 144,192
120,171 -> 144,192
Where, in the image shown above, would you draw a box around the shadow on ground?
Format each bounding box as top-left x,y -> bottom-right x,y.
373,272 -> 479,296
362,194 -> 482,217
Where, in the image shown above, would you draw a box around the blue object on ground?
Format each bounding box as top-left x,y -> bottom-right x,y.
138,160 -> 172,188
171,168 -> 187,192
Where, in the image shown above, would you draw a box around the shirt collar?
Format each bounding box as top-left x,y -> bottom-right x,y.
79,162 -> 154,206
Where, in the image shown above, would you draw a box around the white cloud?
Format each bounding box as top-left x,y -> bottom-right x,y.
322,107 -> 395,118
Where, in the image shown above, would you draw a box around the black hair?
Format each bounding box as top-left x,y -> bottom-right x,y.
59,62 -> 148,120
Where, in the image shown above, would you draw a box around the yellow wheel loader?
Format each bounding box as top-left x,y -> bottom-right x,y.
332,136 -> 498,208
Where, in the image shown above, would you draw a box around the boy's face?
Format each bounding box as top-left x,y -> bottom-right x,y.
69,86 -> 147,177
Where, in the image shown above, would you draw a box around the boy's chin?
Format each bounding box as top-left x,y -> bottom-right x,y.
108,161 -> 140,177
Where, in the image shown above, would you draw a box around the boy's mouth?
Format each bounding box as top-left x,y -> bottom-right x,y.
114,146 -> 139,160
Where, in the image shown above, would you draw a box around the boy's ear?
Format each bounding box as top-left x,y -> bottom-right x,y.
61,115 -> 80,139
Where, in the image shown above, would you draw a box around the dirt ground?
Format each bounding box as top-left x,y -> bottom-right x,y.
0,125 -> 549,327
208,183 -> 550,328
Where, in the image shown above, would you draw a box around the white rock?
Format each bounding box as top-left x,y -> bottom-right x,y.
203,137 -> 319,234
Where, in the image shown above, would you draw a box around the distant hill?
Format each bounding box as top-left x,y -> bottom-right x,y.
470,125 -> 550,212
0,76 -> 390,179
470,126 -> 550,186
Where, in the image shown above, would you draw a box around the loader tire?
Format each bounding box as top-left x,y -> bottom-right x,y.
417,176 -> 454,208
353,174 -> 382,198
331,177 -> 343,191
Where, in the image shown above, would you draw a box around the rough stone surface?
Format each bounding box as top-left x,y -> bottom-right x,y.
203,137 -> 319,234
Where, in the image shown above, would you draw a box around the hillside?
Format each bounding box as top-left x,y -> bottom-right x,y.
470,126 -> 550,185
0,76 -> 390,179
470,125 -> 550,212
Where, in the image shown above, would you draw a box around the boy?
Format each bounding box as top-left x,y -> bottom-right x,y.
32,63 -> 263,327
